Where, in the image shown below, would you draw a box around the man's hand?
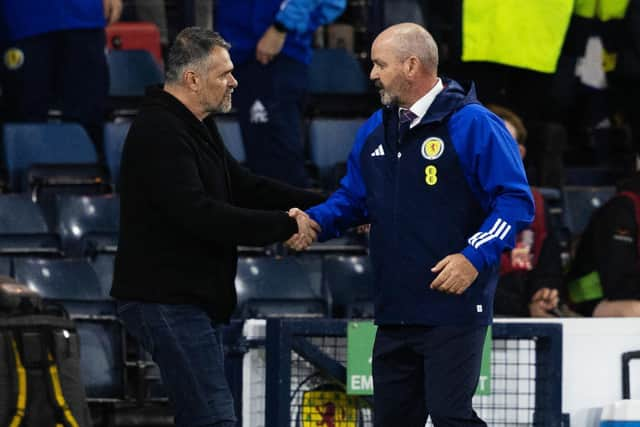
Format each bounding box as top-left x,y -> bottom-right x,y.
256,25 -> 287,65
429,254 -> 479,295
285,208 -> 320,251
528,288 -> 559,317
103,0 -> 123,24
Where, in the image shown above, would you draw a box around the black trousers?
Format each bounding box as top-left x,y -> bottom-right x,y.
232,56 -> 310,188
373,324 -> 488,427
1,29 -> 108,155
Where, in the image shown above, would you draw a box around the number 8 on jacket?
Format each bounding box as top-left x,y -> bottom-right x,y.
425,165 -> 438,186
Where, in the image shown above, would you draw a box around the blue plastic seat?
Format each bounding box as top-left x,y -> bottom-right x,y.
563,186 -> 616,236
107,50 -> 164,97
13,257 -> 123,400
78,320 -> 125,401
14,258 -> 104,301
309,118 -> 365,187
216,117 -> 245,162
309,49 -> 368,94
104,121 -> 131,187
0,194 -> 60,255
2,123 -> 100,192
90,253 -> 115,297
54,194 -> 119,257
322,255 -> 374,318
235,256 -> 328,318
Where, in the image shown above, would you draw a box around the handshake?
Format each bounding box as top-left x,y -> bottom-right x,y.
285,208 -> 320,251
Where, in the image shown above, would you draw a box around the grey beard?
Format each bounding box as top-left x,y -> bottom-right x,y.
379,90 -> 396,107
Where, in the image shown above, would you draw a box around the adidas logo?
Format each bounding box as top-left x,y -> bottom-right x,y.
250,99 -> 269,124
371,144 -> 385,157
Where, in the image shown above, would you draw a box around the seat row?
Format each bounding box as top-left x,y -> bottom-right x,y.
1,117 -> 366,193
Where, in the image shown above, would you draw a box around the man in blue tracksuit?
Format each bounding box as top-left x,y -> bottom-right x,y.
306,23 -> 534,426
215,0 -> 346,187
0,0 -> 121,154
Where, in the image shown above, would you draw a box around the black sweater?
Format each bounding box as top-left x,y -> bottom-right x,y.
110,88 -> 325,322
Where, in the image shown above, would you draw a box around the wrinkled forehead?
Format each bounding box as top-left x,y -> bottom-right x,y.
371,36 -> 400,62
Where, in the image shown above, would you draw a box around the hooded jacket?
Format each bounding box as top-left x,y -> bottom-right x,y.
307,78 -> 534,326
111,87 -> 325,322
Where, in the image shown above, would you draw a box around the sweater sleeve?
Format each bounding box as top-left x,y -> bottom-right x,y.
143,124 -> 298,246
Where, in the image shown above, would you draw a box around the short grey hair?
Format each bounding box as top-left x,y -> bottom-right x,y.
165,27 -> 231,84
392,25 -> 439,73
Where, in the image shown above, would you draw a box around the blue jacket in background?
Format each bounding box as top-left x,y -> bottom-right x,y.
0,0 -> 105,43
215,0 -> 346,66
307,78 -> 534,326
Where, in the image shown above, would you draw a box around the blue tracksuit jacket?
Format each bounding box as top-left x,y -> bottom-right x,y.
307,78 -> 534,326
0,0 -> 105,43
215,0 -> 346,66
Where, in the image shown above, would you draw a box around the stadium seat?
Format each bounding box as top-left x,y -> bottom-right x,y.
54,194 -> 119,257
13,257 -> 124,399
2,123 -> 101,193
90,253 -> 115,297
77,320 -> 126,401
235,256 -> 328,318
0,194 -> 61,255
309,118 -> 365,188
104,121 -> 131,187
322,255 -> 374,318
106,22 -> 163,65
216,117 -> 246,162
107,50 -> 164,98
0,258 -> 11,277
562,186 -> 616,236
14,257 -> 104,301
309,48 -> 368,94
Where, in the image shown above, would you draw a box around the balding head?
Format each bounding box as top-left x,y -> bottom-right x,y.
374,23 -> 438,74
369,23 -> 439,108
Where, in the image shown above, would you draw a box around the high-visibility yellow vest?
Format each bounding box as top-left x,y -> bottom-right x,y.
461,0 -> 574,73
575,0 -> 630,21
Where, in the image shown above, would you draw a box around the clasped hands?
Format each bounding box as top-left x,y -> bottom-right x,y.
285,208 -> 320,251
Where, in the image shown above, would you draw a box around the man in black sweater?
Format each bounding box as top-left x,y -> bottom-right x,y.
110,27 -> 324,427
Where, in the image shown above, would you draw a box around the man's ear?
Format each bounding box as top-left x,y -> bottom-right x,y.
183,69 -> 199,92
404,56 -> 419,78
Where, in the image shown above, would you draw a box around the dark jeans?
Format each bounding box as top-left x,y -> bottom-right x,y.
117,301 -> 236,427
373,324 -> 488,427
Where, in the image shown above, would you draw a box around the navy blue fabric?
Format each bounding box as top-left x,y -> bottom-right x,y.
0,29 -> 108,130
117,302 -> 237,427
372,325 -> 487,427
232,56 -> 310,187
215,0 -> 346,66
307,78 -> 534,326
0,0 -> 105,42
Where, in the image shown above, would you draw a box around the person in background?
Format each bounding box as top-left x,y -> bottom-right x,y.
567,172 -> 640,317
215,0 -> 347,188
488,105 -> 563,318
111,28 -> 323,426
0,0 -> 122,157
303,23 -> 534,426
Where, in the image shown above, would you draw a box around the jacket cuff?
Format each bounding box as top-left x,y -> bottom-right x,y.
461,245 -> 486,273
